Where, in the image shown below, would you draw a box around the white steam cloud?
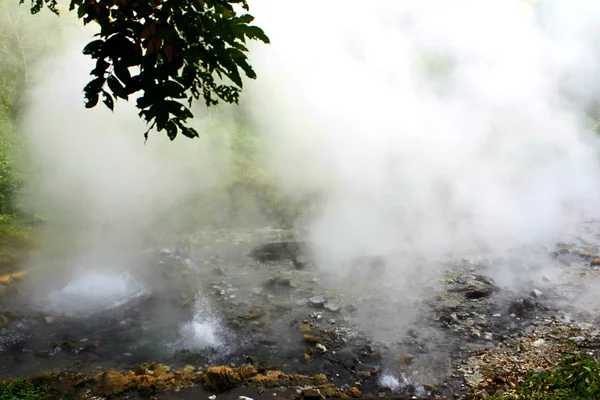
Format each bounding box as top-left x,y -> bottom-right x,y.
246,0 -> 600,284
12,0 -> 600,344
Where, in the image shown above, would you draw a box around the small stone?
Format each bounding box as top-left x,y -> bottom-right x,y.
315,343 -> 327,354
324,302 -> 341,313
492,314 -> 502,318
542,275 -> 551,282
238,308 -> 263,320
398,354 -> 414,364
208,396 -> 217,400
263,276 -> 292,291
508,301 -> 525,316
310,312 -> 323,321
523,298 -> 536,311
44,316 -> 54,324
0,314 -> 9,327
530,289 -> 543,298
348,387 -> 362,398
457,275 -> 476,284
571,336 -> 586,346
591,259 -> 600,267
302,388 -> 321,399
532,338 -> 546,347
309,295 -> 328,307
238,397 -> 254,400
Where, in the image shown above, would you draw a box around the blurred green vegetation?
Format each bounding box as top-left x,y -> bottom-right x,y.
0,378 -> 48,400
489,352 -> 600,400
0,0 -> 61,270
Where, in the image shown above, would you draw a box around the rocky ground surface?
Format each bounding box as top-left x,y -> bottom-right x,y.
1,226 -> 600,399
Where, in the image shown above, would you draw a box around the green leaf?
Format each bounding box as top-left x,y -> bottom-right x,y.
237,14 -> 254,24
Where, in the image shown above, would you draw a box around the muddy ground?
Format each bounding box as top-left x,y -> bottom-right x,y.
2,225 -> 600,399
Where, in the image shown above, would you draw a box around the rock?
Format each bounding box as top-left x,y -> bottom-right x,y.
94,370 -> 132,396
208,396 -> 217,400
348,387 -> 362,397
84,341 -> 100,351
263,276 -> 292,291
44,316 -> 54,324
238,396 -> 254,400
542,275 -> 551,282
584,246 -> 599,254
530,289 -> 543,298
531,338 -> 546,347
203,366 -> 241,391
315,343 -> 327,354
0,314 -> 9,327
508,301 -> 525,316
571,336 -> 586,346
59,341 -> 78,352
523,298 -> 536,311
464,285 -> 494,300
398,354 -> 414,365
324,302 -> 341,313
457,274 -> 476,284
302,388 -> 321,399
303,334 -> 325,344
591,259 -> 600,267
293,255 -> 310,269
450,275 -> 497,299
250,241 -> 304,263
309,295 -> 328,308
238,308 -> 263,320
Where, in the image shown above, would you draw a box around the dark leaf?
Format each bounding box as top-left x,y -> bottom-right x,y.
114,63 -> 132,85
243,26 -> 270,44
107,76 -> 128,100
237,14 -> 254,24
90,59 -> 110,77
165,120 -> 178,140
82,40 -> 104,56
84,77 -> 106,93
102,91 -> 114,111
163,80 -> 186,99
180,125 -> 199,139
84,92 -> 99,108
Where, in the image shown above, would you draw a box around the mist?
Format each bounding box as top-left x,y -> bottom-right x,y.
246,0 -> 600,273
7,0 -> 600,374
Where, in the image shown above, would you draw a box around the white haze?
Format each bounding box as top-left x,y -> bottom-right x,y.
246,0 -> 600,279
11,0 -> 600,346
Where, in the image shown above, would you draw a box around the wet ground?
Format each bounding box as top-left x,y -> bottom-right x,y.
2,224 -> 600,399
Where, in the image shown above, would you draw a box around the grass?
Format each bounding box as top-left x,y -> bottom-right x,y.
0,379 -> 47,400
491,352 -> 600,400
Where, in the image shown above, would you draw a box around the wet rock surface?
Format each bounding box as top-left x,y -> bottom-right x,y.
2,225 -> 600,398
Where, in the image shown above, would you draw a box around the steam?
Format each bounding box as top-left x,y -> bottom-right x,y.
9,0 -> 600,366
246,0 -> 600,276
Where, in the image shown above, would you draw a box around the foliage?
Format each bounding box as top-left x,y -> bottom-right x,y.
491,352 -> 600,400
0,379 -> 48,400
23,0 -> 269,141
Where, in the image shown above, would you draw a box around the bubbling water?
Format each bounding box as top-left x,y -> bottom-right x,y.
45,270 -> 147,315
